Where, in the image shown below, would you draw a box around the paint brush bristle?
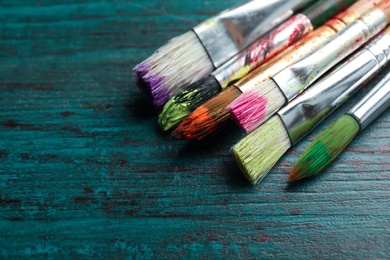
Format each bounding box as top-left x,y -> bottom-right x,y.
172,86 -> 242,140
232,115 -> 291,184
134,31 -> 213,108
288,115 -> 360,181
158,76 -> 220,131
229,79 -> 286,133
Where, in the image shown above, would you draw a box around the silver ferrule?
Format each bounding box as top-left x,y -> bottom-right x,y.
212,13 -> 313,88
349,70 -> 390,131
273,8 -> 387,101
278,31 -> 390,145
359,8 -> 388,38
193,0 -> 313,68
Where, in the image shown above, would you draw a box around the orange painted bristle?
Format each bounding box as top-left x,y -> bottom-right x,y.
171,106 -> 217,140
172,87 -> 242,140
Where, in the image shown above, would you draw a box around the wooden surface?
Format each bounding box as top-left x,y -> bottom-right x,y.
1,0 -> 390,258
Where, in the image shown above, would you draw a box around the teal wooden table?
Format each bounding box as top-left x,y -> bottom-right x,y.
1,0 -> 390,258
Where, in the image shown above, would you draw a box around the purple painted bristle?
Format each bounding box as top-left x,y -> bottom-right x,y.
135,63 -> 149,75
149,76 -> 171,107
134,63 -> 171,107
153,90 -> 172,108
134,63 -> 152,93
148,75 -> 164,90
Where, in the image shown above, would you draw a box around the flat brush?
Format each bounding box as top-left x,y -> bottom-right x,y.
134,0 -> 312,108
159,0 -> 357,131
230,1 -> 390,133
289,69 -> 390,182
232,27 -> 390,184
172,0 -> 378,140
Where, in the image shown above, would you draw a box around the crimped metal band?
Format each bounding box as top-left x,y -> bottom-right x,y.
212,13 -> 313,88
279,30 -> 390,144
193,0 -> 312,68
274,8 -> 387,101
349,70 -> 390,130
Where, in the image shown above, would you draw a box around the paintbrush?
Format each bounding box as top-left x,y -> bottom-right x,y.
232,27 -> 390,184
289,70 -> 390,182
158,0 -> 357,131
134,0 -> 313,108
172,0 -> 378,140
230,0 -> 390,133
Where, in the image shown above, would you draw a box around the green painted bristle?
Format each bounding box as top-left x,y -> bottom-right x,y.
232,115 -> 291,184
158,76 -> 220,131
291,114 -> 360,180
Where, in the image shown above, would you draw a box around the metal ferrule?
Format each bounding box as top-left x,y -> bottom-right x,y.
193,0 -> 313,68
278,31 -> 390,145
348,70 -> 390,131
212,13 -> 313,89
359,8 -> 388,37
272,8 -> 387,101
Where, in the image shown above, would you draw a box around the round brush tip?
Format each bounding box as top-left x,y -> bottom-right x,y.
290,115 -> 360,180
170,129 -> 186,140
287,170 -> 305,182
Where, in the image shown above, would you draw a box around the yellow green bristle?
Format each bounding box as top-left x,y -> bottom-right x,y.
232,115 -> 291,184
158,89 -> 194,131
289,114 -> 360,181
158,76 -> 220,131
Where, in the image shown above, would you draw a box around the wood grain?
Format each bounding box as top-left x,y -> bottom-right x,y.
0,0 -> 389,258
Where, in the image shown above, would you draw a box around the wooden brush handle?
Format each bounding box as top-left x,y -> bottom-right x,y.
340,0 -> 382,22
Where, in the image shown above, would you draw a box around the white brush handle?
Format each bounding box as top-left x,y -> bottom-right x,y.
349,70 -> 390,130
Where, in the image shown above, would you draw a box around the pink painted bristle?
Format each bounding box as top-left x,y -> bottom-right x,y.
229,91 -> 268,133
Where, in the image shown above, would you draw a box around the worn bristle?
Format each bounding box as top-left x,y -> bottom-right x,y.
158,76 -> 221,131
229,79 -> 286,133
288,115 -> 360,182
232,115 -> 291,184
171,106 -> 216,140
172,87 -> 242,140
134,31 -> 213,108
